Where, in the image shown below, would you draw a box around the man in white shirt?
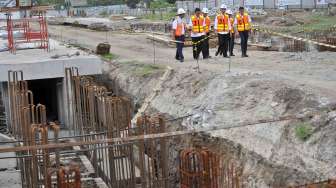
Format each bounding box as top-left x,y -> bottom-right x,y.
172,8 -> 186,62
214,4 -> 232,58
188,8 -> 206,60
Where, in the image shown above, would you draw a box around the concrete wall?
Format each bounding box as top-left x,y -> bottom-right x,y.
264,0 -> 276,8
0,83 -> 7,128
0,83 -> 9,130
176,0 -> 329,9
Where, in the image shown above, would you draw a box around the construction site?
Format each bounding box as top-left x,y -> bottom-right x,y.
0,0 -> 336,187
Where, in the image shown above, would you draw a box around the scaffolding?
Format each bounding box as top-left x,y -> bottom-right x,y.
0,6 -> 50,53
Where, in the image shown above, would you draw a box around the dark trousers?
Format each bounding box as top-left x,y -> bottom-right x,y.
239,31 -> 249,55
229,33 -> 235,55
202,33 -> 210,58
192,35 -> 204,60
175,35 -> 185,60
217,33 -> 230,57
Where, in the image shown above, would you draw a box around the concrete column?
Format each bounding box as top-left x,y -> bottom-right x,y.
62,77 -> 71,130
62,76 -> 75,132
57,80 -> 65,127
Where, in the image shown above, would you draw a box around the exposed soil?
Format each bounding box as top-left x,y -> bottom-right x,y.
48,24 -> 336,187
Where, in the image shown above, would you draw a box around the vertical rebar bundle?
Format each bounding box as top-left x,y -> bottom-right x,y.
7,71 -> 62,188
180,148 -> 242,188
135,115 -> 168,188
46,164 -> 81,188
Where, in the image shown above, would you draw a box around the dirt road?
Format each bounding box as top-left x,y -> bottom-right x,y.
48,25 -> 336,99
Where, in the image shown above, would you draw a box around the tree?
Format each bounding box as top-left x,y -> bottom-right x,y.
87,0 -> 124,6
166,0 -> 176,4
125,0 -> 140,8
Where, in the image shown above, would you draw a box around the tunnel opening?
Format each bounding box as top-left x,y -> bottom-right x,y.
28,78 -> 61,122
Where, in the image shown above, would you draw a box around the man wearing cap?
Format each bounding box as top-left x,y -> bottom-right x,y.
172,8 -> 187,62
189,8 -> 206,60
227,9 -> 235,56
234,6 -> 252,57
214,4 -> 232,58
202,7 -> 211,59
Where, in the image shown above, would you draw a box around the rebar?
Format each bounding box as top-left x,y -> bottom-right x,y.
290,179 -> 336,188
57,164 -> 81,188
135,114 -> 168,188
46,164 -> 81,188
180,148 -> 242,188
4,68 -> 327,188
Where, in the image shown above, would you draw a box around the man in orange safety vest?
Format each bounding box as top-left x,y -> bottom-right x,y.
234,6 -> 252,57
188,8 -> 206,60
172,8 -> 187,62
214,4 -> 232,58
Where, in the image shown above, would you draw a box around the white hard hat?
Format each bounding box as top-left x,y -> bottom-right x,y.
220,4 -> 227,9
177,8 -> 186,15
202,7 -> 209,14
226,9 -> 232,15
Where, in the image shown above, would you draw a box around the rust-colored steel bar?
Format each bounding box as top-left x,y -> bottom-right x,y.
64,67 -> 140,187
134,115 -> 168,188
0,114 -> 300,154
57,164 -> 81,188
7,70 -> 25,138
289,179 -> 336,188
46,168 -> 58,188
180,148 -> 242,188
49,122 -> 60,169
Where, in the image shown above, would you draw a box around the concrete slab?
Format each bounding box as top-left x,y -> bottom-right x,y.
0,38 -> 102,81
63,17 -> 112,26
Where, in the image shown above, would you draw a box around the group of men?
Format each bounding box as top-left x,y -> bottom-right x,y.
172,5 -> 251,62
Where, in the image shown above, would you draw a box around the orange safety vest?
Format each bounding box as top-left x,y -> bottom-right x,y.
175,22 -> 184,36
205,16 -> 211,33
236,13 -> 251,32
216,14 -> 229,32
229,17 -> 234,33
191,15 -> 204,33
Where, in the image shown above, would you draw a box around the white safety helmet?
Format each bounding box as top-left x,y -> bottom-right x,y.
177,8 -> 186,15
220,4 -> 227,9
226,9 -> 233,15
202,7 -> 209,14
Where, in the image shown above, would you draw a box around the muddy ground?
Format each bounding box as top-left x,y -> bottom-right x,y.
48,24 -> 336,187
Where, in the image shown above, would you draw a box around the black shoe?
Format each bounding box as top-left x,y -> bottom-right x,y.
242,54 -> 246,58
223,54 -> 229,58
215,51 -> 219,56
244,54 -> 249,57
230,53 -> 235,56
180,59 -> 184,63
208,56 -> 212,58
